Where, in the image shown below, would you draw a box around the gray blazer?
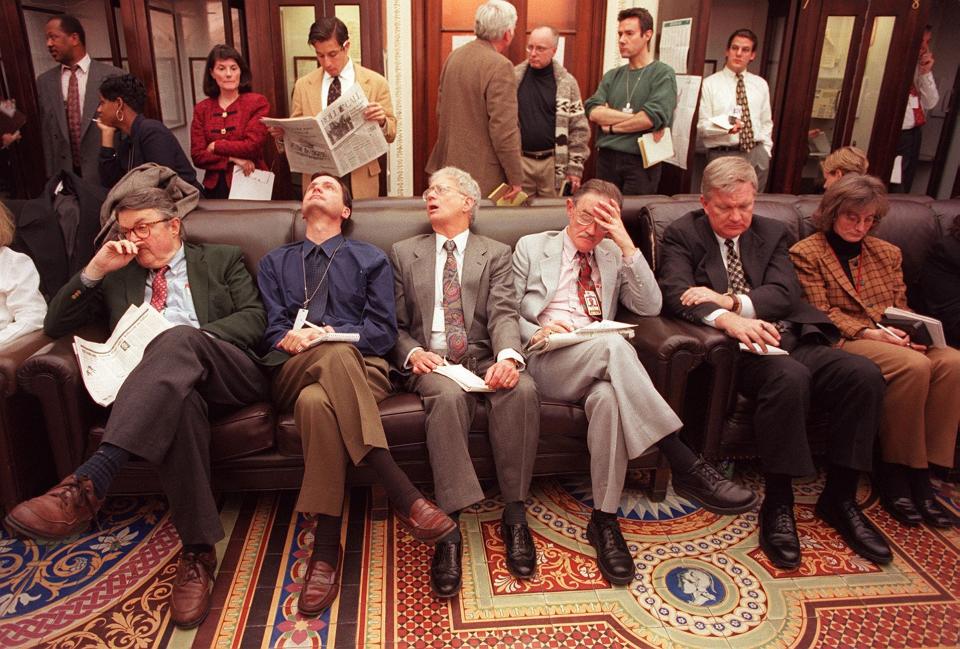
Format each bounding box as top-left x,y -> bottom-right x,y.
390,232 -> 522,369
512,229 -> 662,345
37,58 -> 124,183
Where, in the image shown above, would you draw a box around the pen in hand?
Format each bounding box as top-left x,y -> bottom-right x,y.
876,322 -> 906,343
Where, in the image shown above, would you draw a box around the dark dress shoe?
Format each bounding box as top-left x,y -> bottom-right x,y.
586,516 -> 635,585
170,548 -> 217,628
881,495 -> 922,527
816,498 -> 892,565
916,498 -> 958,529
672,458 -> 760,514
430,540 -> 462,598
298,551 -> 341,616
396,498 -> 457,544
4,475 -> 104,540
759,502 -> 801,569
502,522 -> 536,579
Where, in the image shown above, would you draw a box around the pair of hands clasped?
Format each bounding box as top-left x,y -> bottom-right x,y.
277,326 -> 336,355
408,349 -> 519,390
680,286 -> 782,353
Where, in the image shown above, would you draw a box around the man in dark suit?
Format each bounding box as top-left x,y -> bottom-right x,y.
658,156 -> 891,569
390,166 -> 540,597
37,14 -> 123,184
5,187 -> 269,629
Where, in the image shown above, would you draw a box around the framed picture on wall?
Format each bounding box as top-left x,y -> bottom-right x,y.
294,56 -> 318,81
189,57 -> 208,106
704,59 -> 718,75
149,7 -> 186,128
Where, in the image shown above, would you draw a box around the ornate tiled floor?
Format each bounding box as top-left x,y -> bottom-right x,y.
2,470 -> 959,648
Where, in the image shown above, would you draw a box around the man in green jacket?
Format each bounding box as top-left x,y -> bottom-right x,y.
5,187 -> 269,629
584,7 -> 677,194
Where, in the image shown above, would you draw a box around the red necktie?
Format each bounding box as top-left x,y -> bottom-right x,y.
575,251 -> 601,322
66,65 -> 82,168
150,266 -> 170,312
909,84 -> 926,127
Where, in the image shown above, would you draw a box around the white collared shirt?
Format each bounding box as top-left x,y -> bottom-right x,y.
60,53 -> 92,114
704,233 -> 756,326
143,244 -> 200,328
697,66 -> 773,156
320,57 -> 356,110
0,247 -> 46,345
901,66 -> 940,130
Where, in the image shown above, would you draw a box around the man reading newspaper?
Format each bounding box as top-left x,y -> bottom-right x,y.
4,187 -> 269,630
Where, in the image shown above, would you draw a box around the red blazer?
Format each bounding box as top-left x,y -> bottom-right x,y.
190,92 -> 270,190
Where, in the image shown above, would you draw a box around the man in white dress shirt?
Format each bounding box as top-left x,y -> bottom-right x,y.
697,29 -> 773,191
893,25 -> 939,193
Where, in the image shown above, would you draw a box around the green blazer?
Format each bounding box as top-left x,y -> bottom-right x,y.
45,242 -> 266,353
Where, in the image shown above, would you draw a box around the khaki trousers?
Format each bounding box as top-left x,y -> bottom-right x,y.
520,154 -> 557,197
272,342 -> 392,514
842,340 -> 960,467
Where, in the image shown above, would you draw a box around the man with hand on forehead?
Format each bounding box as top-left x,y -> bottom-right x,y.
5,187 -> 270,629
512,179 -> 757,587
257,173 -> 454,617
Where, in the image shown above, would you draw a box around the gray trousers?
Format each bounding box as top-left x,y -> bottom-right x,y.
408,356 -> 540,513
527,335 -> 682,513
707,146 -> 770,192
103,326 -> 269,545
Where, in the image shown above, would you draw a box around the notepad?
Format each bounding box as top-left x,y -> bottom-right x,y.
229,167 -> 275,200
433,364 -> 494,392
638,128 -> 674,168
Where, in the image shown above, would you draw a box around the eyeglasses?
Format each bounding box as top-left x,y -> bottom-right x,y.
525,44 -> 553,54
837,212 -> 876,228
422,184 -> 469,201
117,217 -> 172,240
572,209 -> 596,226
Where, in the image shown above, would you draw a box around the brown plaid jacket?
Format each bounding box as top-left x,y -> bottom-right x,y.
789,232 -> 909,340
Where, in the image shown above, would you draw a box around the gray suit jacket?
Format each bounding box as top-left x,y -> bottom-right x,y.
390,232 -> 521,369
38,59 -> 124,183
512,230 -> 662,345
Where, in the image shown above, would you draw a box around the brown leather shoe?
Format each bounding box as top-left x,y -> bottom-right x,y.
170,548 -> 217,629
4,475 -> 104,540
394,498 -> 457,544
298,550 -> 341,617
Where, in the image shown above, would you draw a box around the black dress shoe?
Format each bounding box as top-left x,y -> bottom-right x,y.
430,541 -> 462,598
916,497 -> 958,529
672,458 -> 760,514
586,516 -> 635,585
502,522 -> 536,579
816,498 -> 892,565
759,502 -> 801,570
881,495 -> 922,527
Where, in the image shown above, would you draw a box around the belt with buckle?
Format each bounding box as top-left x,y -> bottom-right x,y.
522,149 -> 553,160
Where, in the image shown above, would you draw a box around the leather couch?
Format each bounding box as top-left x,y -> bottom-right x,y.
16,198 -> 708,502
643,193 -> 955,460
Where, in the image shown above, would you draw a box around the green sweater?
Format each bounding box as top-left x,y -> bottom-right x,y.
584,60 -> 677,155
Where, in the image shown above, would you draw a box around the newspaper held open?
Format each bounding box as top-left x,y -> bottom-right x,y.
262,84 -> 388,177
73,303 -> 176,406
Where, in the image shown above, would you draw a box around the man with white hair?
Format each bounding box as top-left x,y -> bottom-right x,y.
390,166 -> 540,598
426,1 -> 524,200
514,26 -> 590,197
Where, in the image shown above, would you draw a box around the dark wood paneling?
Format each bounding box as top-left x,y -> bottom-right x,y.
928,64 -> 959,197
119,0 -> 160,119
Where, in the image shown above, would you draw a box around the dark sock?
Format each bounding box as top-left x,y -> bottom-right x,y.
502,501 -> 527,526
591,508 -> 618,524
876,461 -> 911,499
311,514 -> 342,566
75,443 -> 130,498
365,447 -> 421,516
821,465 -> 859,503
655,432 -> 697,473
762,473 -> 794,507
907,467 -> 935,501
438,511 -> 461,545
182,543 -> 213,554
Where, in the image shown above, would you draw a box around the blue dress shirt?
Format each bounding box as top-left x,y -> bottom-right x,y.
257,234 -> 398,357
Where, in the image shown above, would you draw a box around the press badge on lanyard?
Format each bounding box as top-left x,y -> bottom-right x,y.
583,290 -> 602,318
293,308 -> 309,330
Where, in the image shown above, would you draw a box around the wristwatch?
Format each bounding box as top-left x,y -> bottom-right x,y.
726,291 -> 741,314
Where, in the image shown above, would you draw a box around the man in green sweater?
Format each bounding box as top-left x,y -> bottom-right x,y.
584,7 -> 677,195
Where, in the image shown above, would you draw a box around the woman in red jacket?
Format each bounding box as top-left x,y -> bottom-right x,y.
190,45 -> 269,198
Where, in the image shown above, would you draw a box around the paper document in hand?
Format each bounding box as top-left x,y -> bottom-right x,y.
229,167 -> 275,200
738,342 -> 789,355
72,303 -> 176,406
304,332 -> 361,349
883,307 -> 946,347
710,115 -> 737,130
433,364 -> 494,392
487,183 -> 529,206
261,84 -> 387,177
638,128 -> 675,168
528,319 -> 637,352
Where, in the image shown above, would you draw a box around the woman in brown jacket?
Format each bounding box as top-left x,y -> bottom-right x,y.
789,174 -> 960,529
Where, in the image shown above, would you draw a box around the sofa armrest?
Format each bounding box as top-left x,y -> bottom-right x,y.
17,324 -> 108,478
615,313 -> 706,412
0,330 -> 52,398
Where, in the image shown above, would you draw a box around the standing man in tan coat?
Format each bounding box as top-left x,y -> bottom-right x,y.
426,0 -> 523,201
271,18 -> 396,198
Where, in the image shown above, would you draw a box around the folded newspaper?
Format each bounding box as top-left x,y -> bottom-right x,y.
527,319 -> 637,353
262,84 -> 388,177
73,303 -> 175,406
433,363 -> 494,393
304,331 -> 361,348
